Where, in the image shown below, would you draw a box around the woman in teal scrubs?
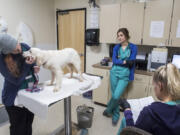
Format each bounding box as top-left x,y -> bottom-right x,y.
103,28 -> 137,126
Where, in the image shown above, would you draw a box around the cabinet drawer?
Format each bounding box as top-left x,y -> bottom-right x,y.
149,76 -> 153,85
134,74 -> 150,83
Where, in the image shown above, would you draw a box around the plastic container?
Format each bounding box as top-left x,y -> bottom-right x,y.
83,91 -> 92,99
76,105 -> 94,129
80,128 -> 88,135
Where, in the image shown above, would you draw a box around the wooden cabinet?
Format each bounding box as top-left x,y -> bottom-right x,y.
126,74 -> 150,99
92,67 -> 156,105
99,4 -> 120,43
148,75 -> 158,101
120,2 -> 144,45
99,0 -> 180,47
126,74 -> 158,100
99,3 -> 144,44
92,68 -> 110,105
142,0 -> 173,46
148,86 -> 157,101
169,0 -> 180,47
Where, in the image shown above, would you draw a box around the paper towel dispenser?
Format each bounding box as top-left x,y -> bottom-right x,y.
85,29 -> 99,45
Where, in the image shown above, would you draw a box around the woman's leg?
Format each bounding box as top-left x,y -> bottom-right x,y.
117,117 -> 126,135
104,69 -> 118,115
5,106 -> 34,135
110,80 -> 129,124
107,80 -> 128,114
110,69 -> 118,94
24,107 -> 34,135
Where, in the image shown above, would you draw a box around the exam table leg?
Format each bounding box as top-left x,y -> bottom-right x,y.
64,97 -> 72,135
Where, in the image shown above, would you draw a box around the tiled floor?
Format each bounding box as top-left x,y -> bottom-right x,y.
0,96 -> 123,135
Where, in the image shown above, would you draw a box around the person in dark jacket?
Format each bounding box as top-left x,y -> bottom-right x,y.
0,33 -> 39,135
103,28 -> 137,126
118,63 -> 180,135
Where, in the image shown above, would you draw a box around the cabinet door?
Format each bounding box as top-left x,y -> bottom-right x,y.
99,4 -> 120,43
169,0 -> 180,47
93,68 -> 110,105
126,82 -> 148,99
126,74 -> 150,99
120,2 -> 144,45
142,0 -> 173,46
148,76 -> 158,101
148,85 -> 158,101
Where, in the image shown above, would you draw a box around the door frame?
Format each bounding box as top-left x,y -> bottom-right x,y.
56,8 -> 87,72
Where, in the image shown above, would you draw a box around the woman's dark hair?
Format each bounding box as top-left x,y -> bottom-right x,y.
4,53 -> 25,77
117,28 -> 130,41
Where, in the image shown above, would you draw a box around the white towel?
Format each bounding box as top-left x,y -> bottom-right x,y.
15,73 -> 101,119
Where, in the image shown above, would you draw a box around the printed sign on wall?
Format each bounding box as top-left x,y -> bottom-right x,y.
176,20 -> 180,38
150,21 -> 165,38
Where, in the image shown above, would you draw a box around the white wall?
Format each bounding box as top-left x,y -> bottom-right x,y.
0,0 -> 57,103
0,0 -> 56,45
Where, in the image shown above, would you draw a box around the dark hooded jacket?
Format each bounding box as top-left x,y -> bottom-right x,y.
0,43 -> 34,106
124,101 -> 180,135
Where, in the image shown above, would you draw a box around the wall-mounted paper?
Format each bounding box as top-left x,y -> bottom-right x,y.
150,21 -> 164,38
89,8 -> 99,28
176,20 -> 180,38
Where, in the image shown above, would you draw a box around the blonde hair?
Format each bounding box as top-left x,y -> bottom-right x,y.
153,63 -> 180,101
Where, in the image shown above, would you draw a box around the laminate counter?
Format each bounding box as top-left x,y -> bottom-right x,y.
92,63 -> 153,76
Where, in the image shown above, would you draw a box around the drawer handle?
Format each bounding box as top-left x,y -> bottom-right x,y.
135,77 -> 142,81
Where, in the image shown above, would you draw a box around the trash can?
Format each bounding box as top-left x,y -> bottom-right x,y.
76,105 -> 94,129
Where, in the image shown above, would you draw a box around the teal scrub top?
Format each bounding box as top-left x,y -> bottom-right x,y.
166,100 -> 180,105
19,46 -> 36,89
111,44 -> 130,80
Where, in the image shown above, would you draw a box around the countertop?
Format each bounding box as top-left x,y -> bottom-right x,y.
92,63 -> 153,76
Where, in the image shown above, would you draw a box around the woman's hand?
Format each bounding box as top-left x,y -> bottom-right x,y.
25,56 -> 35,64
33,66 -> 40,73
123,60 -> 126,64
119,98 -> 131,112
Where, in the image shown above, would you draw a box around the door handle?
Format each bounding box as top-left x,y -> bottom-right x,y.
165,39 -> 168,46
135,77 -> 142,81
145,86 -> 148,96
79,53 -> 84,57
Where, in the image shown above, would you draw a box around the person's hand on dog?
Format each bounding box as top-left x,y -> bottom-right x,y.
33,66 -> 40,73
119,98 -> 131,112
25,56 -> 35,64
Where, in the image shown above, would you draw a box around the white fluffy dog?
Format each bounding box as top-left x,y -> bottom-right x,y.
23,48 -> 83,92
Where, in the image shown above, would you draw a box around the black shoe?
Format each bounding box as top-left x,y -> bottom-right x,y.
103,110 -> 111,117
119,98 -> 131,111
